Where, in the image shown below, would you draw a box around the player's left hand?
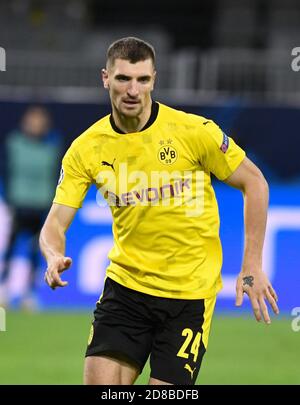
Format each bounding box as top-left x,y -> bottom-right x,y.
235,270 -> 279,324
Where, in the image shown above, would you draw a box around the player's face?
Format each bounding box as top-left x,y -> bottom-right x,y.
102,58 -> 156,118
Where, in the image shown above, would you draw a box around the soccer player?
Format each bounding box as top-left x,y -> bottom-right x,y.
39,37 -> 279,385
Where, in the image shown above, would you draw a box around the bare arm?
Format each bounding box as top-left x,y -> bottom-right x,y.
224,157 -> 279,323
39,203 -> 77,289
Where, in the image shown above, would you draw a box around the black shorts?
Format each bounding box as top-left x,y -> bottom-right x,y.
85,278 -> 216,385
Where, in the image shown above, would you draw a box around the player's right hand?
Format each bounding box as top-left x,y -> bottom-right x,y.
44,256 -> 72,290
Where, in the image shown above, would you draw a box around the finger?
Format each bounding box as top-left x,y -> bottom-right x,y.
49,275 -> 67,289
266,290 -> 279,315
45,270 -> 54,285
258,296 -> 271,324
49,269 -> 68,288
44,271 -> 50,286
268,285 -> 278,302
235,284 -> 244,306
58,257 -> 72,274
58,280 -> 68,287
45,272 -> 55,290
52,276 -> 68,287
63,257 -> 72,269
250,297 -> 262,322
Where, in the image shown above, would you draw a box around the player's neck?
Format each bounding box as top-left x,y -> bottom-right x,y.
112,101 -> 153,134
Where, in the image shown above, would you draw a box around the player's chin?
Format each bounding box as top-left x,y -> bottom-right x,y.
121,104 -> 142,116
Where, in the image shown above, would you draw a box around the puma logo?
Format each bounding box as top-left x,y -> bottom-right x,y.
184,363 -> 197,380
101,158 -> 116,171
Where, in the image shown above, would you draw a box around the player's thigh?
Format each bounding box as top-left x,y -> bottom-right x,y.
85,278 -> 153,378
84,355 -> 139,385
150,295 -> 216,385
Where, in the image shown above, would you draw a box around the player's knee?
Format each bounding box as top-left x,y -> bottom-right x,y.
83,355 -> 139,385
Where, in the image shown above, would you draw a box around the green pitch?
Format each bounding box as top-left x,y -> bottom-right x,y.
0,311 -> 299,385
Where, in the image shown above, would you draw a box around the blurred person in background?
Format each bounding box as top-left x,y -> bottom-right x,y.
0,106 -> 62,310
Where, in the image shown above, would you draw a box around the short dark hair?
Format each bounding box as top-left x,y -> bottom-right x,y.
106,37 -> 156,69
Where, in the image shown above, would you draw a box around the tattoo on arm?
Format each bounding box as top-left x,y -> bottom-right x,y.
243,276 -> 254,287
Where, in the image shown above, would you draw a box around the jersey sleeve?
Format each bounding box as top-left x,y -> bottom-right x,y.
196,120 -> 246,180
53,144 -> 92,208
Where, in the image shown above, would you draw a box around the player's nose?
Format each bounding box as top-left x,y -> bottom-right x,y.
127,81 -> 139,97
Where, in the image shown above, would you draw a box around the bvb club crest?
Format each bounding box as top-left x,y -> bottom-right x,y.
157,139 -> 178,165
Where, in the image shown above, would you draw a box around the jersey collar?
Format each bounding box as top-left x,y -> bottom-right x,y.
109,101 -> 159,134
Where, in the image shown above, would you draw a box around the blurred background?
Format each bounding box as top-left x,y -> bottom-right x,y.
0,0 -> 299,385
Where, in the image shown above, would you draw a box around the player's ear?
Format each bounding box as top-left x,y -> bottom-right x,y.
151,70 -> 157,91
102,68 -> 109,89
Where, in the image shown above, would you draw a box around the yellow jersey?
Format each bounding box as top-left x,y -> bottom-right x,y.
54,102 -> 245,299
